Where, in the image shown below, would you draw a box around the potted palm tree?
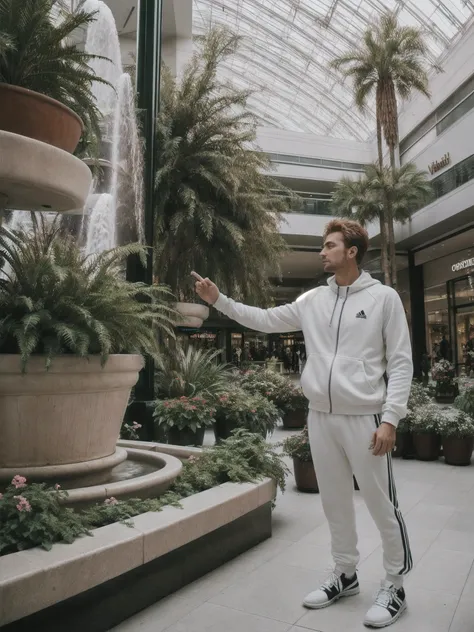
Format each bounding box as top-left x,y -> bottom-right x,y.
154,28 -> 291,323
331,11 -> 434,288
0,218 -> 177,481
0,0 -> 109,153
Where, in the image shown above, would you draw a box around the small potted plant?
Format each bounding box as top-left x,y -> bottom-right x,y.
282,426 -> 318,492
278,383 -> 309,429
153,396 -> 216,447
0,0 -> 109,153
214,388 -> 279,442
432,360 -> 459,403
411,403 -> 442,461
438,407 -> 474,466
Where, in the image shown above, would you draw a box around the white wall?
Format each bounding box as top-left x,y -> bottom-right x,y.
162,36 -> 193,77
404,107 -> 474,175
398,23 -> 474,140
256,127 -> 374,163
280,213 -> 380,240
270,163 -> 362,183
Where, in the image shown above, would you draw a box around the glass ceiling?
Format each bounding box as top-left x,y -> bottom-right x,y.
192,0 -> 474,140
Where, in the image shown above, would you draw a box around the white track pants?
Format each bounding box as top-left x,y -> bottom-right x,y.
307,410 -> 412,587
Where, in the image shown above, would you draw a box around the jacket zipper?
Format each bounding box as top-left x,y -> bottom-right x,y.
328,287 -> 349,413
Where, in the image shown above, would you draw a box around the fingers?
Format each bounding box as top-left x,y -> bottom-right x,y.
191,271 -> 204,282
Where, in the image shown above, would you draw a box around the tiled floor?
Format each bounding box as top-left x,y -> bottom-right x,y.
113,426 -> 474,632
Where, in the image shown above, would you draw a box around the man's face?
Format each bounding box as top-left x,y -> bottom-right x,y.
321,231 -> 357,273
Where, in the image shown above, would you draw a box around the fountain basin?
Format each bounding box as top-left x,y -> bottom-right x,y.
0,131 -> 91,212
0,354 -> 144,483
0,438 -> 275,631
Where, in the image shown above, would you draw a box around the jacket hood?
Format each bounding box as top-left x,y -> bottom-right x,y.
327,270 -> 380,295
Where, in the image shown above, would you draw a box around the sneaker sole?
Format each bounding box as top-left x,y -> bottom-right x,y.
363,600 -> 407,628
303,587 -> 360,610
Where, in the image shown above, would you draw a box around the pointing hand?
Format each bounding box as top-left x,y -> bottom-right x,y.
191,271 -> 219,305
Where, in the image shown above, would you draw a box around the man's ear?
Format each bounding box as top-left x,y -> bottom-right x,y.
349,246 -> 358,260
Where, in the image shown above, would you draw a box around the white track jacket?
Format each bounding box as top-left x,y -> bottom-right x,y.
214,271 -> 413,427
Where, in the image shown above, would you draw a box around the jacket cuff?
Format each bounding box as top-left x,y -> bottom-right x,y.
213,293 -> 227,311
381,411 -> 400,428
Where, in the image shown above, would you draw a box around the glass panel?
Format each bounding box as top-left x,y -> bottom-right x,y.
455,307 -> 474,373
193,0 -> 474,140
454,276 -> 474,306
431,154 -> 474,200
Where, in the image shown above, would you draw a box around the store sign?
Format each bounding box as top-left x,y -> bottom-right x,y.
452,257 -> 474,272
428,153 -> 450,175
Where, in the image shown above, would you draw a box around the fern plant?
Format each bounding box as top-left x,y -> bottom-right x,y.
0,215 -> 177,370
0,0 -> 111,146
154,27 -> 293,304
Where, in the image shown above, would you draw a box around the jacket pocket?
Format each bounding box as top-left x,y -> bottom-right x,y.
300,353 -> 332,405
331,355 -> 382,407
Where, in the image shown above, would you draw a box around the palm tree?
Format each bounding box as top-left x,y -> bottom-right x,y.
154,27 -> 291,305
331,162 -> 433,279
331,12 -> 433,287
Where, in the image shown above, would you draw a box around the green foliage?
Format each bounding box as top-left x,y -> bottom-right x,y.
216,389 -> 280,436
437,408 -> 474,439
331,11 -> 433,150
0,432 -> 287,556
154,396 -> 216,432
154,27 -> 291,304
0,0 -> 111,148
171,429 -> 288,498
282,426 -> 313,462
0,217 -> 178,370
82,494 -> 182,529
0,478 -> 89,555
156,345 -> 231,400
120,421 -> 142,441
238,367 -> 308,414
399,381 -> 431,433
411,403 -> 445,435
332,162 -> 433,225
455,387 -> 474,417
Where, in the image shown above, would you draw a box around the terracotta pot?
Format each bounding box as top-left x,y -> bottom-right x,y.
168,425 -> 206,447
176,302 -> 210,328
0,354 -> 143,482
0,84 -> 83,153
442,436 -> 474,466
282,408 -> 307,429
293,458 -> 319,493
413,432 -> 441,461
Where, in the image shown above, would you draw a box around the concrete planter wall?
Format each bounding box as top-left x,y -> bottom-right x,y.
0,354 -> 144,483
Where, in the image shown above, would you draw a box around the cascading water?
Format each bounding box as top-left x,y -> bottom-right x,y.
83,0 -> 145,255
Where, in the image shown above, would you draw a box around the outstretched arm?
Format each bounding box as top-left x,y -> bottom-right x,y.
192,272 -> 301,334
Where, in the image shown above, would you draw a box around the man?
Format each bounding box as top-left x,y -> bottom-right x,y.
193,219 -> 413,629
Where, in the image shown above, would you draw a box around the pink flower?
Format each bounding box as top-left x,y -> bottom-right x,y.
14,495 -> 31,512
105,497 -> 119,506
265,391 -> 271,395
180,396 -> 188,401
55,484 -> 61,491
163,402 -> 170,407
132,422 -> 142,429
0,493 -> 3,500
11,475 -> 27,489
251,409 -> 257,413
190,405 -> 197,410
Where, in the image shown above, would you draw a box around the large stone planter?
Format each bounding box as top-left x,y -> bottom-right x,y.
176,302 -> 209,328
0,84 -> 83,153
0,354 -> 144,484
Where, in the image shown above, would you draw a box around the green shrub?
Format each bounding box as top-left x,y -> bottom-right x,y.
154,396 -> 216,432
216,388 -> 280,436
0,477 -> 89,555
455,387 -> 474,417
282,426 -> 312,462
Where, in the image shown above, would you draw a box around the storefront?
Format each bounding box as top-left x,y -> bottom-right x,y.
414,231 -> 474,374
